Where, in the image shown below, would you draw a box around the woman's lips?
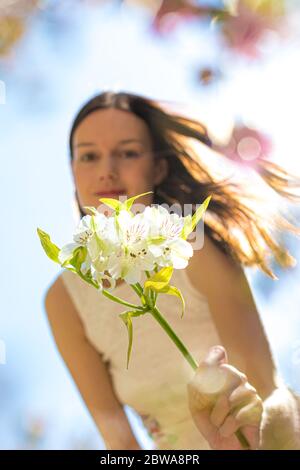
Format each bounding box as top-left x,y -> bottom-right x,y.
95,191 -> 126,197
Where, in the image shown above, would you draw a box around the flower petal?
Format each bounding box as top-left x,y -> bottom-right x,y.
58,242 -> 79,265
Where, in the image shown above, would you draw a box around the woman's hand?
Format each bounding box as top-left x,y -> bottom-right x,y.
187,345 -> 263,450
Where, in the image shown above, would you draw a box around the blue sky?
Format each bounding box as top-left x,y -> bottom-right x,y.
0,1 -> 300,449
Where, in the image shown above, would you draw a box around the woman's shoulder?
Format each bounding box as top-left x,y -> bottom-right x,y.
44,271 -> 86,332
44,271 -> 71,316
186,232 -> 245,298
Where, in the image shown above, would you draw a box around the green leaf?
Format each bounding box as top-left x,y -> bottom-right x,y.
65,247 -> 99,288
159,285 -> 185,319
119,309 -> 145,369
144,266 -> 174,293
69,246 -> 87,271
191,195 -> 211,231
37,227 -> 99,289
123,191 -> 153,211
144,268 -> 185,318
119,311 -> 133,370
98,191 -> 154,215
36,228 -> 60,263
181,214 -> 193,241
98,197 -> 123,212
181,195 -> 212,240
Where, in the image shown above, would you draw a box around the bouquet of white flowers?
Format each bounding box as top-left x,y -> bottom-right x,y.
37,191 -> 251,448
37,191 -> 210,371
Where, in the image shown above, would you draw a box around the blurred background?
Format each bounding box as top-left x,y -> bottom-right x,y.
0,0 -> 300,449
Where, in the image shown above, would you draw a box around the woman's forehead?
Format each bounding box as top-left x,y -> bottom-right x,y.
73,108 -> 152,145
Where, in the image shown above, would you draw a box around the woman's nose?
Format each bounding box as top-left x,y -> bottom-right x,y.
96,156 -> 119,181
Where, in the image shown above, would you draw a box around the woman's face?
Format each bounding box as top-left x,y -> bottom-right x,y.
71,108 -> 168,213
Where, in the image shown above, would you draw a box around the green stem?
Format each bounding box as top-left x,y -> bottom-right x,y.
131,284 -> 143,298
150,304 -> 199,371
135,282 -> 144,295
129,285 -> 250,450
145,271 -> 156,306
151,304 -> 250,449
153,267 -> 158,303
102,289 -> 144,311
135,282 -> 147,306
235,429 -> 251,449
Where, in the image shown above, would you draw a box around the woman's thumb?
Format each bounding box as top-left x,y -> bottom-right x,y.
187,346 -> 228,411
202,345 -> 227,367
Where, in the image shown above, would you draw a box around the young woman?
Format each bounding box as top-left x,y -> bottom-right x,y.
44,91 -> 300,450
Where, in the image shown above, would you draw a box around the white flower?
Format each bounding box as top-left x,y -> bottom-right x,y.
58,242 -> 79,265
73,215 -> 94,244
91,266 -> 116,291
148,237 -> 193,269
58,215 -> 94,266
87,213 -> 119,262
58,201 -> 194,286
144,206 -> 193,269
80,251 -> 93,275
107,210 -> 156,284
145,205 -> 184,240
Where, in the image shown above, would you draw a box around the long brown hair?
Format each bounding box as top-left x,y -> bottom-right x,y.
68,91 -> 300,279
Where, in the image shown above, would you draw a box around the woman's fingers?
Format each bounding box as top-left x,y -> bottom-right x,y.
188,403 -> 217,443
241,425 -> 261,450
229,382 -> 259,412
208,382 -> 263,449
218,395 -> 263,438
235,395 -> 263,426
187,346 -> 264,450
210,394 -> 230,428
219,415 -> 239,439
219,364 -> 248,394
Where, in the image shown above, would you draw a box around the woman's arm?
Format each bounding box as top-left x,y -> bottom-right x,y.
186,234 -> 300,449
44,276 -> 142,450
259,380 -> 300,449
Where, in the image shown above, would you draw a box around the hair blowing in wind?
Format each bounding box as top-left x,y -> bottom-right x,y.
69,91 -> 300,280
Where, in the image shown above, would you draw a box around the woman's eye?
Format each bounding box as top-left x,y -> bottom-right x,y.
79,150 -> 140,162
80,153 -> 96,162
121,150 -> 140,158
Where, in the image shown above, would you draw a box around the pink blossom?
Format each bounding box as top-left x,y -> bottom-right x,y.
221,1 -> 285,59
150,0 -> 215,36
212,124 -> 273,168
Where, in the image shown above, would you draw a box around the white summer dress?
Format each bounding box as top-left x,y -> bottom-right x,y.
60,266 -> 223,450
